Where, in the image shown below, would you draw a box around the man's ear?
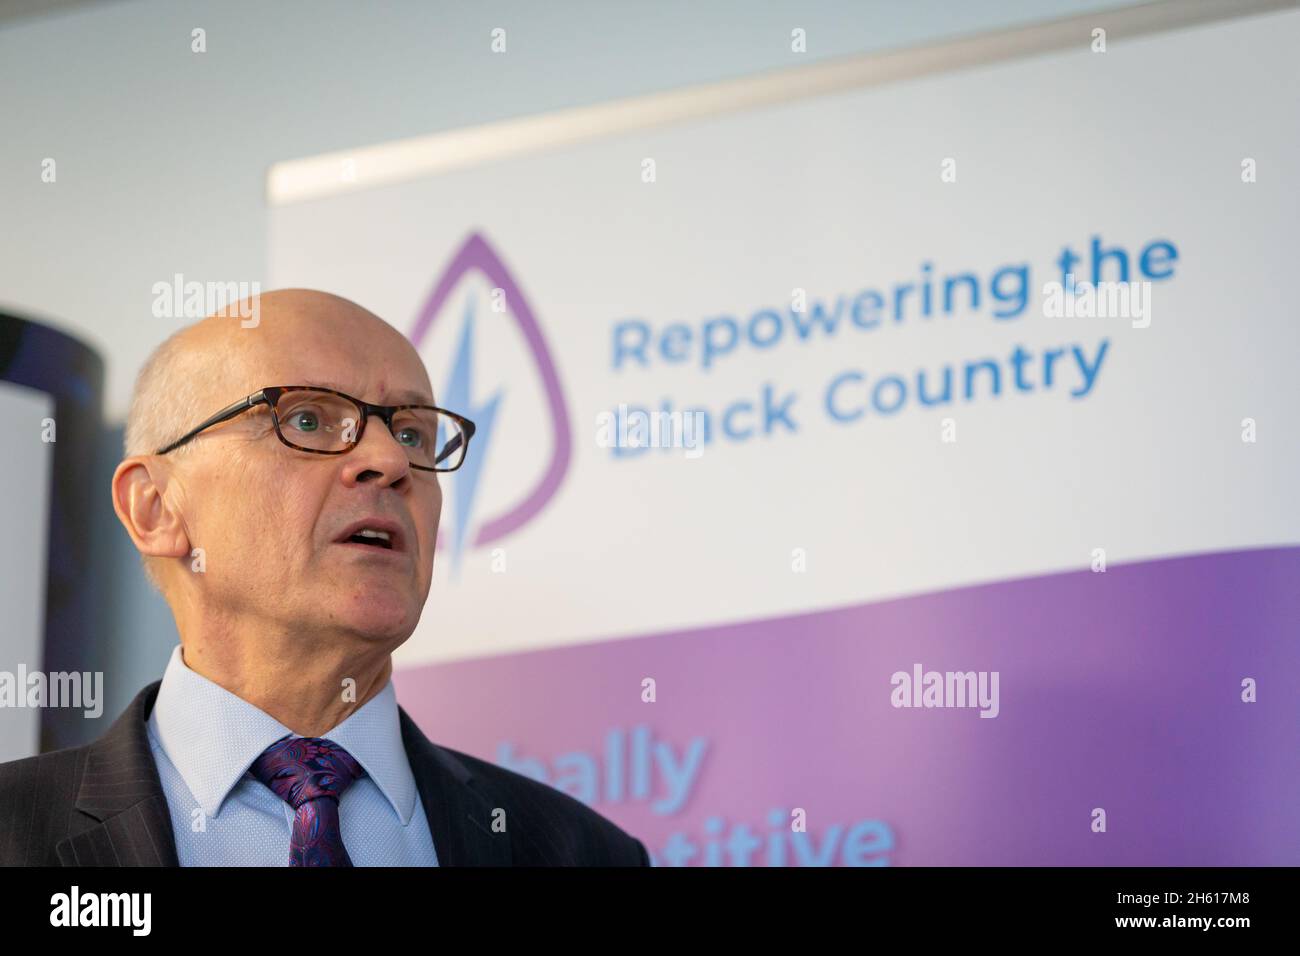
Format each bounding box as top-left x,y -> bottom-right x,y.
111,457 -> 191,561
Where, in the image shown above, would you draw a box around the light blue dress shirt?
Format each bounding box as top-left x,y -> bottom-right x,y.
146,644 -> 439,866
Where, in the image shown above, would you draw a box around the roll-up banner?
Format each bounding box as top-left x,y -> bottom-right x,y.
267,4 -> 1300,864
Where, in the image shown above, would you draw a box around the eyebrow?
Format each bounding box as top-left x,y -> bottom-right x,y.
307,382 -> 434,405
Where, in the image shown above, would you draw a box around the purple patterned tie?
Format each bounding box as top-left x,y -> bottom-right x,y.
249,736 -> 367,866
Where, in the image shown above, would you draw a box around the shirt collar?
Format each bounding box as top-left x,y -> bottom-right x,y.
146,644 -> 419,825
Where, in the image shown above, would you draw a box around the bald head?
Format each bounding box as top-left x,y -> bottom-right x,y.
125,289 -> 430,458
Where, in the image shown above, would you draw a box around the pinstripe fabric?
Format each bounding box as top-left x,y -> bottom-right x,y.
0,680 -> 651,867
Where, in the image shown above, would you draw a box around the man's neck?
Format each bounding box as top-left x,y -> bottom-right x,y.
175,635 -> 394,738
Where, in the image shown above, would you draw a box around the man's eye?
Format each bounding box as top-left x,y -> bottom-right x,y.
288,410 -> 321,432
395,427 -> 425,448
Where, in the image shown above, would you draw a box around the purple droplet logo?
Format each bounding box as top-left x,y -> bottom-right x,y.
410,232 -> 572,561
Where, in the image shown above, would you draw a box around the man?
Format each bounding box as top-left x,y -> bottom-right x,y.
0,289 -> 650,866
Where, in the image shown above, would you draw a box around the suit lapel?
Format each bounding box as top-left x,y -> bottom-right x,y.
399,707 -> 512,866
55,681 -> 180,867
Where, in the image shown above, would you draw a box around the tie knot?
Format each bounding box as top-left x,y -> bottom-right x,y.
249,736 -> 366,810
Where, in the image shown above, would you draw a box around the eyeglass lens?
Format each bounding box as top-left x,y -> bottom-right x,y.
274,389 -> 467,470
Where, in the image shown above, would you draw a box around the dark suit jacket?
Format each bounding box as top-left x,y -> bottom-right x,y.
0,681 -> 650,866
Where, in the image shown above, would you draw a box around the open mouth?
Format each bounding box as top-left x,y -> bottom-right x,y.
346,529 -> 394,550
335,520 -> 405,554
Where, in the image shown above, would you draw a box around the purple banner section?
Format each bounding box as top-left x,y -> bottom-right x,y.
394,546 -> 1300,865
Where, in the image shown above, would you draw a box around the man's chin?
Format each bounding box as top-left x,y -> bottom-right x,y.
332,588 -> 420,643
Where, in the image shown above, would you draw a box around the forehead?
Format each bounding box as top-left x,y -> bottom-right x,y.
303,380 -> 435,405
238,313 -> 434,404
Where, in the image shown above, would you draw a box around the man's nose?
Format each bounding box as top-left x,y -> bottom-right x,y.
339,418 -> 411,486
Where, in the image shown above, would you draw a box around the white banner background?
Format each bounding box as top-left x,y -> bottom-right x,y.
269,9 -> 1300,666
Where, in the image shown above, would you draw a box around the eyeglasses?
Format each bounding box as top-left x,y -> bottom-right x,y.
154,385 -> 476,472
